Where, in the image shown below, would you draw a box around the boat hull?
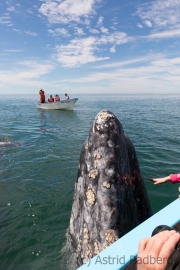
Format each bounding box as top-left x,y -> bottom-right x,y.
37,98 -> 78,110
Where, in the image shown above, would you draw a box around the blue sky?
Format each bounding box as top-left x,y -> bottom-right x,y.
1,0 -> 180,94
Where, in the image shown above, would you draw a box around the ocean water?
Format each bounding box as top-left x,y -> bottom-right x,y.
0,94 -> 180,270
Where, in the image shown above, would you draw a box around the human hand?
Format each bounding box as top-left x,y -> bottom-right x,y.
137,230 -> 180,270
148,176 -> 170,185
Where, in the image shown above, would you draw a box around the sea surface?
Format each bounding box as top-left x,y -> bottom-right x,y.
0,94 -> 180,270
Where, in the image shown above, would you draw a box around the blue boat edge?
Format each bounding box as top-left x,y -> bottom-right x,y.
77,199 -> 180,270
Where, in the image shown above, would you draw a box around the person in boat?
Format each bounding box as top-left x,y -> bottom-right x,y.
39,89 -> 46,103
55,94 -> 60,102
148,174 -> 180,185
48,95 -> 54,103
64,93 -> 70,100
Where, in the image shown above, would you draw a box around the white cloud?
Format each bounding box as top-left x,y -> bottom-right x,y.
101,26 -> 108,34
144,20 -> 152,27
110,46 -> 116,53
111,26 -> 117,31
70,56 -> 180,94
0,15 -> 12,26
39,0 -> 100,24
97,32 -> 130,46
48,28 -> 70,37
26,9 -> 34,14
0,61 -> 54,86
84,18 -> 91,26
95,55 -> 160,69
136,0 -> 180,30
137,23 -> 143,28
24,31 -> 38,36
12,29 -> 38,36
89,28 -> 99,34
7,6 -> 16,12
74,27 -> 85,36
97,16 -> 103,26
13,28 -> 22,33
55,36 -> 109,67
152,57 -> 180,67
55,31 -> 130,67
4,50 -> 23,52
146,29 -> 180,39
112,16 -> 118,25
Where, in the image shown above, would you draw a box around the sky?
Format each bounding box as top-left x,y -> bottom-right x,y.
0,0 -> 180,95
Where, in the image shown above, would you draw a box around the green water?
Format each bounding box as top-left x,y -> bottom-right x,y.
0,94 -> 180,270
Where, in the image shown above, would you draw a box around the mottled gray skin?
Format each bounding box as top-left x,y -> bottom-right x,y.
0,137 -> 26,148
69,110 -> 152,266
0,138 -> 11,147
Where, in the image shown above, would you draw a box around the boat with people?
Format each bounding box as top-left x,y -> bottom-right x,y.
37,98 -> 78,110
37,90 -> 78,110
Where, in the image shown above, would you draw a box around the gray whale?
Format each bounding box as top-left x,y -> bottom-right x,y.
0,137 -> 26,148
0,137 -> 11,147
69,110 -> 152,266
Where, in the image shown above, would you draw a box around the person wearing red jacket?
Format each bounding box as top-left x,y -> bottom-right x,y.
39,89 -> 46,103
55,95 -> 60,101
48,95 -> 54,102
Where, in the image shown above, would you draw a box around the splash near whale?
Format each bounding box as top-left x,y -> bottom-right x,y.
69,110 -> 152,267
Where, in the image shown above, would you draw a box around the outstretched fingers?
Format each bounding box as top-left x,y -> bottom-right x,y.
148,177 -> 169,185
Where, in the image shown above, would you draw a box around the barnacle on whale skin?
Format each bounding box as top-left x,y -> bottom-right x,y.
94,152 -> 102,160
104,229 -> 118,249
94,241 -> 100,255
86,244 -> 92,258
99,112 -> 109,120
94,160 -> 98,168
86,185 -> 96,205
84,232 -> 89,244
85,144 -> 88,150
88,169 -> 98,179
103,181 -> 111,189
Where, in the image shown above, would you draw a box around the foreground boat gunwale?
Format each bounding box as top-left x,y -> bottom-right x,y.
78,199 -> 180,270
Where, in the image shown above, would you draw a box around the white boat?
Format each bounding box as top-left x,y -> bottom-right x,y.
37,98 -> 78,110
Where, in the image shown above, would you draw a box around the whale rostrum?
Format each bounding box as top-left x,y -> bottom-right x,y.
69,110 -> 152,266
